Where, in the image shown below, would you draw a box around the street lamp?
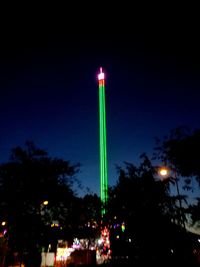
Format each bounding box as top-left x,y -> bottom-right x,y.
159,167 -> 169,177
1,221 -> 6,226
43,200 -> 48,206
158,166 -> 186,229
0,221 -> 7,237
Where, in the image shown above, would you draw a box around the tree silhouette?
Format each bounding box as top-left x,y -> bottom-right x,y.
154,126 -> 200,186
107,154 -> 195,264
0,141 -> 80,262
153,127 -> 200,228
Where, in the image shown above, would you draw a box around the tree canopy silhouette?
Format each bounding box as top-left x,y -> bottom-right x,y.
0,141 -> 80,255
153,127 -> 200,228
106,154 -> 196,264
154,126 -> 200,186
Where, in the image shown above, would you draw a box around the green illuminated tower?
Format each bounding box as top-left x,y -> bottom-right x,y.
98,67 -> 108,215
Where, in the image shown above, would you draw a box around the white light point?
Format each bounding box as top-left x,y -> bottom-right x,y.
98,67 -> 105,81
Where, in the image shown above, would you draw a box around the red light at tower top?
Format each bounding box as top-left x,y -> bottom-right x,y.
98,67 -> 105,81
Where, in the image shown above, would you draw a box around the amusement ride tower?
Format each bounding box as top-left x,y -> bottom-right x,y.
98,67 -> 108,215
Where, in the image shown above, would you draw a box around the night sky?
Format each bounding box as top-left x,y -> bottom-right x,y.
1,14 -> 200,198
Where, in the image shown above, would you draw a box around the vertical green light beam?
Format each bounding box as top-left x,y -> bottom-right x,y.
98,68 -> 108,215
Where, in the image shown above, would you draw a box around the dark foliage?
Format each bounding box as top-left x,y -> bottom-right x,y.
0,141 -> 80,258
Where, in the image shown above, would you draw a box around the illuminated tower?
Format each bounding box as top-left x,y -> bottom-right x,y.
98,67 -> 108,215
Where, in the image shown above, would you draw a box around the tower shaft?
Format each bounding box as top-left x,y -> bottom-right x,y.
98,68 -> 108,215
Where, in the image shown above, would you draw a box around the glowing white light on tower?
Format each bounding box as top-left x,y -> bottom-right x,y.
98,67 -> 105,80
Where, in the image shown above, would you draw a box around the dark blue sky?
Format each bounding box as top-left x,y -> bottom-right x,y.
1,19 -> 200,197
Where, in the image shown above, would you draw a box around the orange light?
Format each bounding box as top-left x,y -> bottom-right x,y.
159,168 -> 168,176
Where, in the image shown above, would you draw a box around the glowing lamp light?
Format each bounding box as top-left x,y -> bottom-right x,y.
51,223 -> 59,227
43,200 -> 48,205
98,67 -> 105,81
159,168 -> 168,176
